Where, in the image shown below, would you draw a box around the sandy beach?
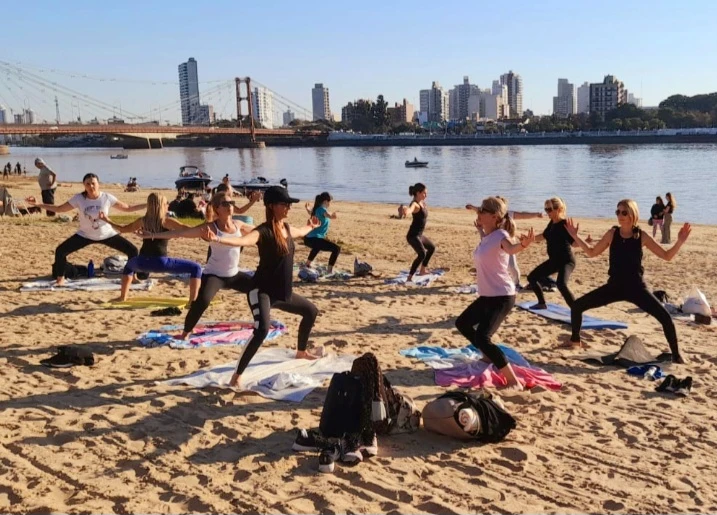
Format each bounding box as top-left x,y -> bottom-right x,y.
1,178 -> 717,514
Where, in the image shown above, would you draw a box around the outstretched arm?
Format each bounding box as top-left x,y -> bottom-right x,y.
202,226 -> 260,247
98,212 -> 144,233
290,216 -> 321,238
114,200 -> 147,212
501,227 -> 536,255
643,223 -> 691,261
235,191 -> 261,214
25,197 -> 74,213
565,218 -> 612,258
402,201 -> 420,218
141,223 -> 208,240
512,210 -> 545,220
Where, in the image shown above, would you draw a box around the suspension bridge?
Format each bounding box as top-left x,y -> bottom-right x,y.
0,60 -> 327,147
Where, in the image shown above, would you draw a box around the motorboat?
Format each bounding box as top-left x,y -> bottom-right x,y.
232,177 -> 288,195
175,165 -> 212,191
110,154 -> 128,159
214,147 -> 225,150
405,158 -> 428,168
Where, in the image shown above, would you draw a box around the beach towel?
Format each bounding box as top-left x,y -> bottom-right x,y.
579,335 -> 672,367
450,284 -> 478,295
102,297 -> 190,309
385,269 -> 447,286
163,347 -> 356,402
138,320 -> 287,349
401,344 -> 561,391
517,301 -> 628,329
21,278 -> 154,292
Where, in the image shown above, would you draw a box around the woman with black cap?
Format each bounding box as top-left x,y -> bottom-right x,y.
202,186 -> 322,388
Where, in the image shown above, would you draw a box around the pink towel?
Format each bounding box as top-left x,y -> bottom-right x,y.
434,361 -> 562,391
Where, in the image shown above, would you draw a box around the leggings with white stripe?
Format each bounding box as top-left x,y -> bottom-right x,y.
236,289 -> 319,375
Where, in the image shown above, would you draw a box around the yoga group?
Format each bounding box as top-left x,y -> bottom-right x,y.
26,173 -> 692,391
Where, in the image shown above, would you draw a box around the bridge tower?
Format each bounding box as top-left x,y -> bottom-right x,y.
235,77 -> 257,144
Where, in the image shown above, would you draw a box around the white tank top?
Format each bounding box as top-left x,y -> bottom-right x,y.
204,222 -> 242,277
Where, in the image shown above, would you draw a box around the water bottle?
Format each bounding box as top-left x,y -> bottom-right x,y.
644,366 -> 658,381
88,260 -> 95,278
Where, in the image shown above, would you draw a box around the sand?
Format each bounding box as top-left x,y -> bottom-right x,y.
1,178 -> 717,514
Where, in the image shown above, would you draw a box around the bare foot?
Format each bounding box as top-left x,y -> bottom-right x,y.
175,332 -> 190,341
109,296 -> 127,304
296,350 -> 320,360
556,339 -> 589,350
56,277 -> 66,287
229,373 -> 241,388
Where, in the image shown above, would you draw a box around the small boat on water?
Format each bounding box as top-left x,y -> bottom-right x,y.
214,147 -> 225,150
233,177 -> 289,195
175,165 -> 212,191
405,158 -> 428,168
110,154 -> 128,160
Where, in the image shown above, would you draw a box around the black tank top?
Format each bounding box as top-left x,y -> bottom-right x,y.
608,226 -> 644,283
139,225 -> 168,258
407,202 -> 427,237
252,222 -> 295,301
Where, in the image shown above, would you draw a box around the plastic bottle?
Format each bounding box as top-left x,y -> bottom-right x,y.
644,366 -> 658,381
458,407 -> 481,433
88,260 -> 95,278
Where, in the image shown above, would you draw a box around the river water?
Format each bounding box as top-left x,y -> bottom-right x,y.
8,144 -> 717,223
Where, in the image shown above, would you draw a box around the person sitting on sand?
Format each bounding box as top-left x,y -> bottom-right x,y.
124,177 -> 140,193
455,196 -> 535,390
26,173 -> 145,286
563,199 -> 691,364
200,186 -> 322,388
303,191 -> 340,273
402,183 -> 436,283
100,193 -> 202,303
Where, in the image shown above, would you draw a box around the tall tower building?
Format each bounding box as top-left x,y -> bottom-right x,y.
252,87 -> 274,129
283,109 -> 295,126
178,58 -> 201,125
312,83 -> 331,121
589,75 -> 627,120
419,81 -> 449,123
500,70 -> 523,118
450,76 -> 480,121
576,82 -> 590,114
552,78 -> 576,118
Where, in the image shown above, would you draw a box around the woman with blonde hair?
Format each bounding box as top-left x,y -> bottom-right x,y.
564,199 -> 691,363
527,197 -> 576,309
662,192 -> 676,244
455,196 -> 535,390
101,193 -> 202,302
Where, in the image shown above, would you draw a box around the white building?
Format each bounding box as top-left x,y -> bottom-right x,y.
312,83 -> 331,121
283,109 -> 295,126
23,108 -> 36,124
577,82 -> 590,114
552,78 -> 576,118
252,87 -> 274,129
450,76 -> 480,121
419,81 -> 449,123
500,70 -> 523,118
178,57 -> 201,125
627,93 -> 643,108
0,105 -> 7,124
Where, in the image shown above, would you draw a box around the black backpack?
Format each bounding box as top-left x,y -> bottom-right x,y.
319,372 -> 364,438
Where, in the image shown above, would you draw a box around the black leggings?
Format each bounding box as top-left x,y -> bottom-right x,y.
183,272 -> 252,333
455,295 -> 515,369
53,234 -> 138,279
528,259 -> 576,306
407,234 -> 435,276
236,289 -> 319,375
305,237 -> 341,266
571,281 -> 679,355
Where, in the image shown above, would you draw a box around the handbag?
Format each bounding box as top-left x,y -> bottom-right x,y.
647,218 -> 654,226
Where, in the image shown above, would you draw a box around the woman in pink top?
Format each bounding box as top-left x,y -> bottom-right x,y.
455,197 -> 535,390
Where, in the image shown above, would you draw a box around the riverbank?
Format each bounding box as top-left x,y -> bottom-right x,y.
2,182 -> 717,513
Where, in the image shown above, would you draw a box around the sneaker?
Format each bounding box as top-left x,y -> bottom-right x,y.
340,434 -> 363,466
656,374 -> 678,393
292,429 -> 327,452
359,433 -> 378,457
40,353 -> 74,368
318,444 -> 341,473
675,377 -> 693,397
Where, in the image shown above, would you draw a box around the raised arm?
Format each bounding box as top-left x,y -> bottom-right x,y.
565,218 -> 612,258
643,223 -> 691,261
25,197 -> 74,213
235,191 -> 261,214
98,212 -> 144,233
501,227 -> 535,255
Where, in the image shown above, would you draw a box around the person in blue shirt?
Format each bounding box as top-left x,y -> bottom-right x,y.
303,191 -> 340,273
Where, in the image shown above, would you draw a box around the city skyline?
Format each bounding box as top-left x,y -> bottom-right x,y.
3,0 -> 717,124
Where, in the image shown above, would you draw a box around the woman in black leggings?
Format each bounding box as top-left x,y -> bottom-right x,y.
402,183 -> 435,283
203,186 -> 322,388
528,196 -> 576,309
564,199 -> 691,364
303,191 -> 340,273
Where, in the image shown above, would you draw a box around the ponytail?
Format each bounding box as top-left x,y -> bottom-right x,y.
501,214 -> 516,238
408,182 -> 426,197
266,206 -> 289,256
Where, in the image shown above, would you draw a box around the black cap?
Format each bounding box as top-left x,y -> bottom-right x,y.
263,186 -> 299,205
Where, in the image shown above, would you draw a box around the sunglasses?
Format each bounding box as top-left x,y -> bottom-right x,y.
615,209 -> 629,216
219,201 -> 236,208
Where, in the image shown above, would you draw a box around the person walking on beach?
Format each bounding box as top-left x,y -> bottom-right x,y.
650,196 -> 665,240
26,173 -> 145,285
303,191 -> 340,273
563,199 -> 690,364
99,193 -> 203,303
661,192 -> 676,244
35,158 -> 57,217
527,197 -> 576,309
455,197 -> 536,390
201,186 -> 321,388
402,183 -> 435,283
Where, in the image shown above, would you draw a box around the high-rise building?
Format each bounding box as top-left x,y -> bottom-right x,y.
552,79 -> 576,118
576,82 -> 590,114
23,108 -> 36,124
178,58 -> 201,125
627,92 -> 642,108
500,70 -> 523,118
0,105 -> 7,124
450,76 -> 480,121
589,75 -> 627,119
196,105 -> 214,125
419,81 -> 449,123
283,109 -> 295,126
312,83 -> 331,121
252,87 -> 274,129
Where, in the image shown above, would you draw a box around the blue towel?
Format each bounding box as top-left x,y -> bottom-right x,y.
517,301 -> 628,329
627,365 -> 664,380
400,344 -> 534,369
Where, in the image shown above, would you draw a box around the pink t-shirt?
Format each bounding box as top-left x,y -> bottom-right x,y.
473,229 -> 516,297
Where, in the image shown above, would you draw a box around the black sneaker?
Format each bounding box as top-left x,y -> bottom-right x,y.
292,429 -> 327,452
40,353 -> 74,368
341,434 -> 363,466
656,375 -> 678,393
675,377 -> 693,397
318,444 -> 341,473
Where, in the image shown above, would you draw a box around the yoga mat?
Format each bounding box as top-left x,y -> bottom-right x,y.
138,320 -> 287,349
385,269 -> 447,286
517,301 -> 628,329
102,297 -> 190,309
21,278 -> 154,292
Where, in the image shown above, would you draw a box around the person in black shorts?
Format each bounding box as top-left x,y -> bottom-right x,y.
402,182 -> 435,283
563,199 -> 691,364
202,186 -> 322,388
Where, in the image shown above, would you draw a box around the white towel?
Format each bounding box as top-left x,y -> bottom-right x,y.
21,278 -> 154,292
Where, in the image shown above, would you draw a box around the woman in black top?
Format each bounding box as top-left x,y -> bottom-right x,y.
563,199 -> 691,364
401,183 -> 435,283
650,196 -> 665,240
661,192 -> 676,244
203,186 -> 321,388
528,197 -> 576,309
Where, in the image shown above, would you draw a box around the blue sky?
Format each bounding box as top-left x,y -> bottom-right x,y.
3,0 -> 716,123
